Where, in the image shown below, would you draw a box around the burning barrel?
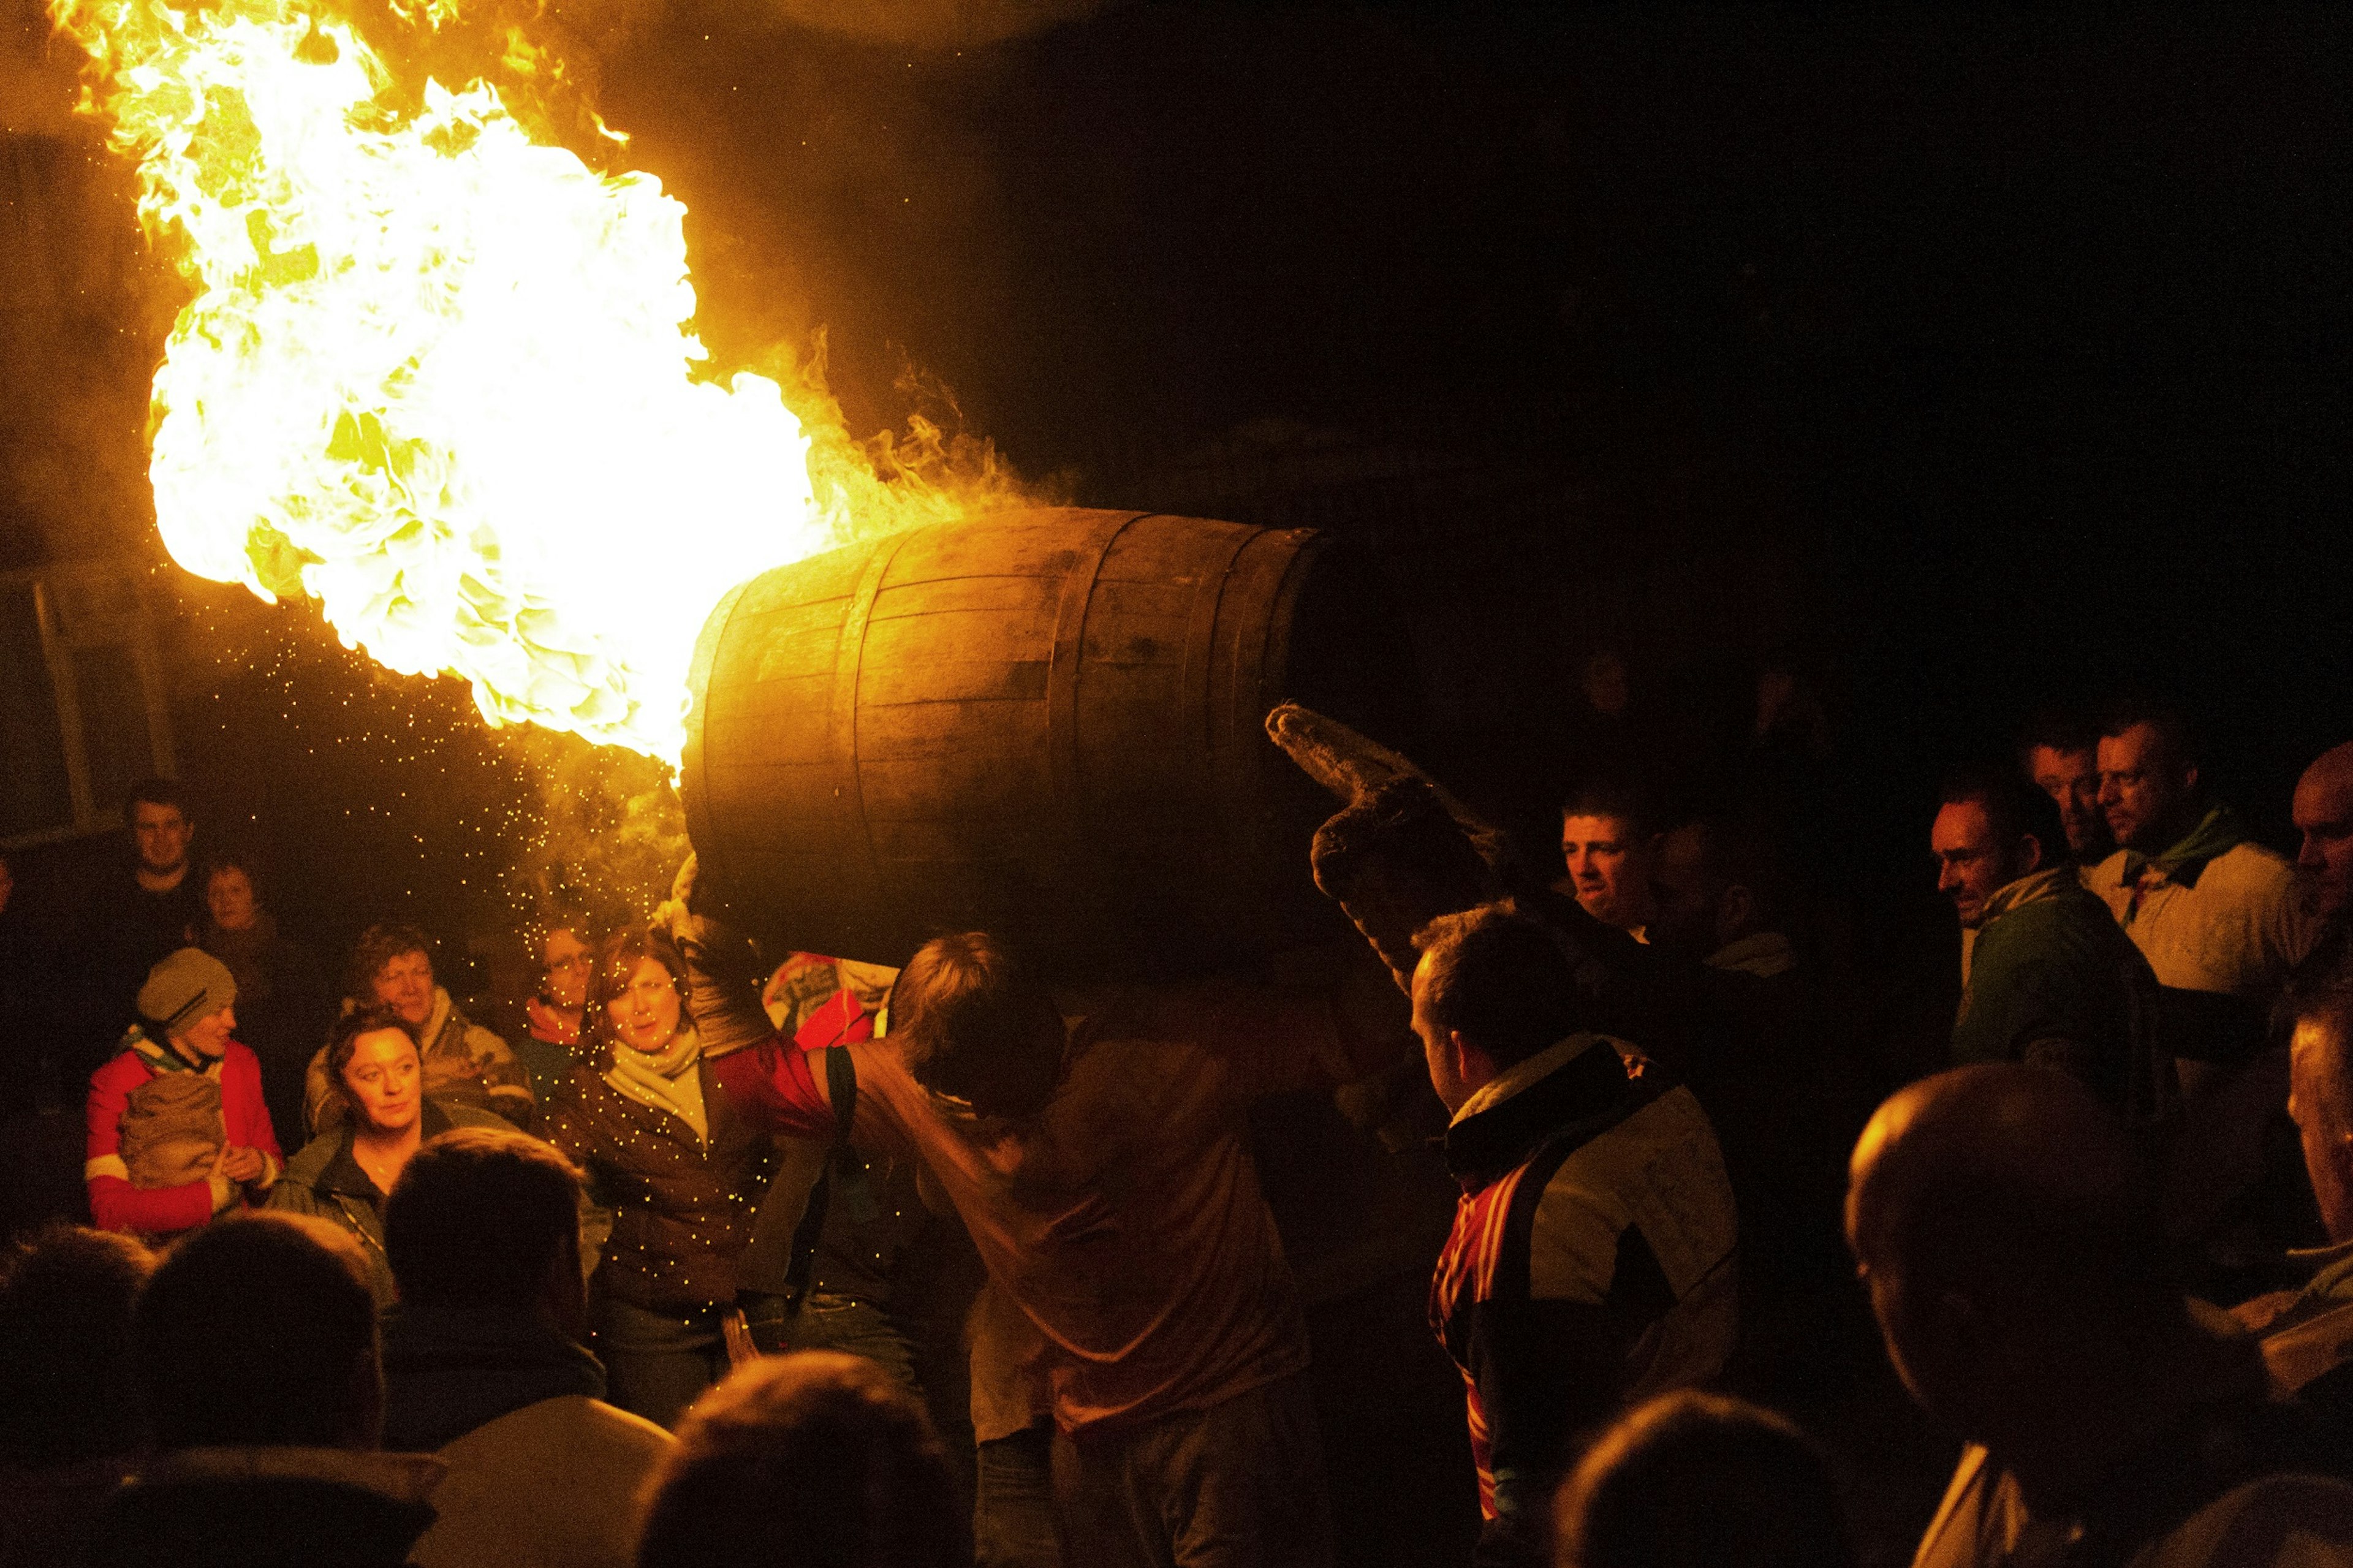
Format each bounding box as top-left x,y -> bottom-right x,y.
681,507 -> 1418,976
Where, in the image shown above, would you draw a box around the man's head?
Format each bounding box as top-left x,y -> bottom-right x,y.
1577,648 -> 1631,718
2095,699 -> 2202,852
127,778 -> 193,879
637,1351 -> 964,1568
1410,904 -> 1589,1113
385,1127 -> 586,1335
134,1211 -> 381,1452
2017,712 -> 2112,862
138,947 -> 238,1061
0,1225 -> 154,1468
1931,765 -> 2064,929
2292,743 -> 2353,922
1560,780 -> 1658,934
1844,1065 -> 2169,1443
2287,988 -> 2353,1246
1648,816 -> 1786,963
892,933 -> 1064,1122
1554,1390 -> 1854,1568
347,923 -> 437,1027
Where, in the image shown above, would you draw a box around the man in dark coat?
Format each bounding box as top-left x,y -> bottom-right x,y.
1932,764 -> 2168,1127
85,1212 -> 440,1568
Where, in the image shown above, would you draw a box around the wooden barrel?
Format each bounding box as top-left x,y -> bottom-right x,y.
681,507 -> 1417,975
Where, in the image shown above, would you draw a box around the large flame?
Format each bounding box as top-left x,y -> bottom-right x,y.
50,0 -> 832,763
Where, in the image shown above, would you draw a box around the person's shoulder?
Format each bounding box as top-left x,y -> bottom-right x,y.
88,1049 -> 152,1093
2148,1471 -> 2353,1568
441,1393 -> 673,1464
219,1040 -> 265,1074
273,1129 -> 344,1192
2085,851 -> 2131,892
441,1100 -> 518,1132
2207,840 -> 2297,890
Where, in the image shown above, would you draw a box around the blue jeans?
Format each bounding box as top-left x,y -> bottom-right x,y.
592,1294 -> 727,1430
738,1290 -> 920,1393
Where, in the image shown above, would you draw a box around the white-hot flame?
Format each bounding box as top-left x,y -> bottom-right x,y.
52,0 -> 830,763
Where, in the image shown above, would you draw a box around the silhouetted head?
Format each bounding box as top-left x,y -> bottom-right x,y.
637,1352 -> 964,1568
0,1225 -> 154,1467
134,1212 -> 381,1452
893,933 -> 1065,1121
386,1127 -> 587,1334
1555,1390 -> 1854,1568
1845,1064 -> 2170,1441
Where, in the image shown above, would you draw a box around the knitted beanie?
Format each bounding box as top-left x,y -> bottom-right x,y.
138,947 -> 238,1036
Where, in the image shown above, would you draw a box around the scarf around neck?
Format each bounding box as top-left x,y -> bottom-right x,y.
2120,805 -> 2253,892
604,1024 -> 707,1145
126,1023 -> 216,1077
1979,864 -> 2078,926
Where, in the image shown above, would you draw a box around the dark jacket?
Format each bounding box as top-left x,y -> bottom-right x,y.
1953,868 -> 2169,1126
381,1305 -> 607,1453
197,915 -> 330,1148
542,1056 -> 776,1316
268,1099 -> 513,1307
1434,1036 -> 1739,1568
85,1449 -> 441,1568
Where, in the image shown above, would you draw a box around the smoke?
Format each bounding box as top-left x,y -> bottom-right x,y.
492,725 -> 688,942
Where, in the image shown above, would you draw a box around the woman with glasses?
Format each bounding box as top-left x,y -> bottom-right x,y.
540,926 -> 775,1427
510,922 -> 597,1118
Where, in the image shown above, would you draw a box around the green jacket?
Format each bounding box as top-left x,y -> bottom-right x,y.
269,1099 -> 515,1308
1953,868 -> 2170,1126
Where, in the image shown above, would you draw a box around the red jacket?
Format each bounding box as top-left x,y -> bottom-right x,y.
86,1039 -> 282,1235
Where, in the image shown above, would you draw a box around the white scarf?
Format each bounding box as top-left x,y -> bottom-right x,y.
604,1023 -> 708,1146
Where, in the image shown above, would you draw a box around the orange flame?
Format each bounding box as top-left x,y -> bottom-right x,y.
50,0 -> 835,763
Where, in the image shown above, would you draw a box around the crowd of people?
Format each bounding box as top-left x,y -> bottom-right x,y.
0,680 -> 2349,1568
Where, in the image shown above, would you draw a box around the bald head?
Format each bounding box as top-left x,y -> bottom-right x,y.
2294,743 -> 2353,920
1847,1066 -> 2170,1436
2289,990 -> 2353,1244
1849,1064 -> 2164,1308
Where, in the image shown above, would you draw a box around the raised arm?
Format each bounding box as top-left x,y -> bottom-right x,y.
661,860 -> 841,1140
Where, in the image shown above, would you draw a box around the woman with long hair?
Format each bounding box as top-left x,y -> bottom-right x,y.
541,927 -> 776,1427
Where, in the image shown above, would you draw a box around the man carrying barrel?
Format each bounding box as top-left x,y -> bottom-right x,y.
665,862 -> 1404,1568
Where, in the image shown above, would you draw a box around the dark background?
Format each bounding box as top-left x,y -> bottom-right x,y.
3,1 -> 2344,942
1,5 -> 2344,1558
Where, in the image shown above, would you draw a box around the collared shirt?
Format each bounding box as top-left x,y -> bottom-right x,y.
1706,930 -> 1797,979
2085,843 -> 2321,997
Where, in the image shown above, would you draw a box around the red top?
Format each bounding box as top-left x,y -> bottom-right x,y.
85,1042 -> 282,1235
